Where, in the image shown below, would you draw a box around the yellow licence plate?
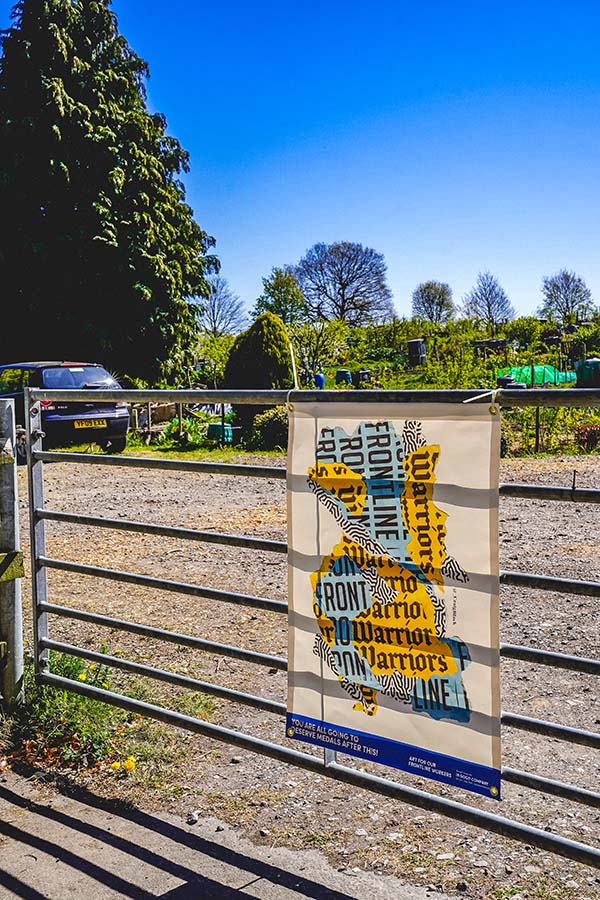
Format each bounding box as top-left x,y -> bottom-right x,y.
74,419 -> 107,429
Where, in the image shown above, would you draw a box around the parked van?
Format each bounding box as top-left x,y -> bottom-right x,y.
0,361 -> 130,456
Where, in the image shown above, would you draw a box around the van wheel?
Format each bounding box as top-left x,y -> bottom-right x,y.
103,437 -> 127,454
15,429 -> 27,466
16,440 -> 27,465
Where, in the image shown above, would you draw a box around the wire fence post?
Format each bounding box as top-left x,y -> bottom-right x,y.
0,400 -> 24,708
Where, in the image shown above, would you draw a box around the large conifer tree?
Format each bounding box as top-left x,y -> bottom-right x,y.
0,0 -> 216,383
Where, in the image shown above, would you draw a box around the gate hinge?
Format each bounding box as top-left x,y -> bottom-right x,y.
0,552 -> 25,583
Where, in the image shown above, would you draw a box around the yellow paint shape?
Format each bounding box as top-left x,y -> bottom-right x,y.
312,539 -> 457,683
402,445 -> 448,587
308,462 -> 367,516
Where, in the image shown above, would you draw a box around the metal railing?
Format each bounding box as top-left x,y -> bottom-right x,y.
24,387 -> 600,868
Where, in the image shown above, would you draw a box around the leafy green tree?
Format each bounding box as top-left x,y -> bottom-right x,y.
295,241 -> 395,325
502,316 -> 542,349
0,0 -> 216,384
345,319 -> 418,369
572,318 -> 600,353
223,312 -> 294,439
538,269 -> 596,323
411,281 -> 455,325
196,332 -> 235,388
289,319 -> 349,382
252,266 -> 307,324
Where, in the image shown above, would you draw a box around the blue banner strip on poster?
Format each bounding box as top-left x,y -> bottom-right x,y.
286,712 -> 501,800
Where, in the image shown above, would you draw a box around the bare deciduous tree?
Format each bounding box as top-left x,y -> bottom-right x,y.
294,241 -> 395,325
197,275 -> 246,337
539,269 -> 595,322
462,271 -> 514,334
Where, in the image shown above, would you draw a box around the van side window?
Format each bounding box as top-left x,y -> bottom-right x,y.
0,368 -> 23,393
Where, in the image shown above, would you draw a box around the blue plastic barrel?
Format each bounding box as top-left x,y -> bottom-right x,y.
335,369 -> 352,385
207,423 -> 233,443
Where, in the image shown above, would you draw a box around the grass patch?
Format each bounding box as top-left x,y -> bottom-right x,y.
0,710 -> 12,753
48,431 -> 287,463
492,888 -> 522,900
112,714 -> 205,796
531,882 -> 581,900
123,675 -> 219,722
406,851 -> 430,868
302,832 -> 334,848
123,444 -> 285,463
202,788 -> 285,826
2,653 -> 220,793
7,651 -> 128,768
173,690 -> 219,720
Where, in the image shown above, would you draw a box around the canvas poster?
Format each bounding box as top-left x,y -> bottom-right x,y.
286,402 -> 501,799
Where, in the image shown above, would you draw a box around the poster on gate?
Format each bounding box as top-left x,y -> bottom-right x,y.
286,402 -> 502,799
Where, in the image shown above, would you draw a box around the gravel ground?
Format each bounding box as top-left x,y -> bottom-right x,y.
10,452 -> 600,900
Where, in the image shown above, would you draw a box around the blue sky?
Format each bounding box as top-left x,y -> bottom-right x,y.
2,0 -> 600,318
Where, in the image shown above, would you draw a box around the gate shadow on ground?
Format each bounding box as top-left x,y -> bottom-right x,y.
0,868 -> 50,900
0,775 -> 359,900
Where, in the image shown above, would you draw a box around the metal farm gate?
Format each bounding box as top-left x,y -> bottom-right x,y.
22,386 -> 600,869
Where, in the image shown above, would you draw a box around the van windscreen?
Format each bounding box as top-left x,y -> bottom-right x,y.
41,367 -> 119,389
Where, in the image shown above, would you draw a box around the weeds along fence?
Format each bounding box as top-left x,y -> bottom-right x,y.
23,387 -> 600,869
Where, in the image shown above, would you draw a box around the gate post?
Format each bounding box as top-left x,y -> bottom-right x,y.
25,392 -> 49,677
0,400 -> 24,708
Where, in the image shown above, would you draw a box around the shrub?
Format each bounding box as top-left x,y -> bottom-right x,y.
158,412 -> 212,449
501,406 -> 600,455
10,651 -> 126,767
576,423 -> 600,452
248,406 -> 288,451
223,312 -> 294,439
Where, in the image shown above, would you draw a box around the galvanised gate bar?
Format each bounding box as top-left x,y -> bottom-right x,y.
24,387 -> 600,868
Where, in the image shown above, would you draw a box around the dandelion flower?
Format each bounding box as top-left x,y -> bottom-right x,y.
78,673 -> 87,681
110,761 -> 121,771
102,682 -> 109,689
123,756 -> 136,772
89,664 -> 97,670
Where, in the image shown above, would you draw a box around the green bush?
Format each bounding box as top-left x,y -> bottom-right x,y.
158,413 -> 211,449
11,651 -> 127,767
501,406 -> 600,456
223,312 -> 294,439
248,405 -> 289,451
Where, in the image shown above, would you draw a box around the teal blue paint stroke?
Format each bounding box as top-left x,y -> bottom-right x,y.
411,638 -> 472,722
315,555 -> 384,691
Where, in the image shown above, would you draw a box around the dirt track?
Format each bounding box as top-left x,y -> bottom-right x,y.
13,453 -> 600,900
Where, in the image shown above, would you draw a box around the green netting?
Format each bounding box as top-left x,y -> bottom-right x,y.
497,365 -> 577,386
